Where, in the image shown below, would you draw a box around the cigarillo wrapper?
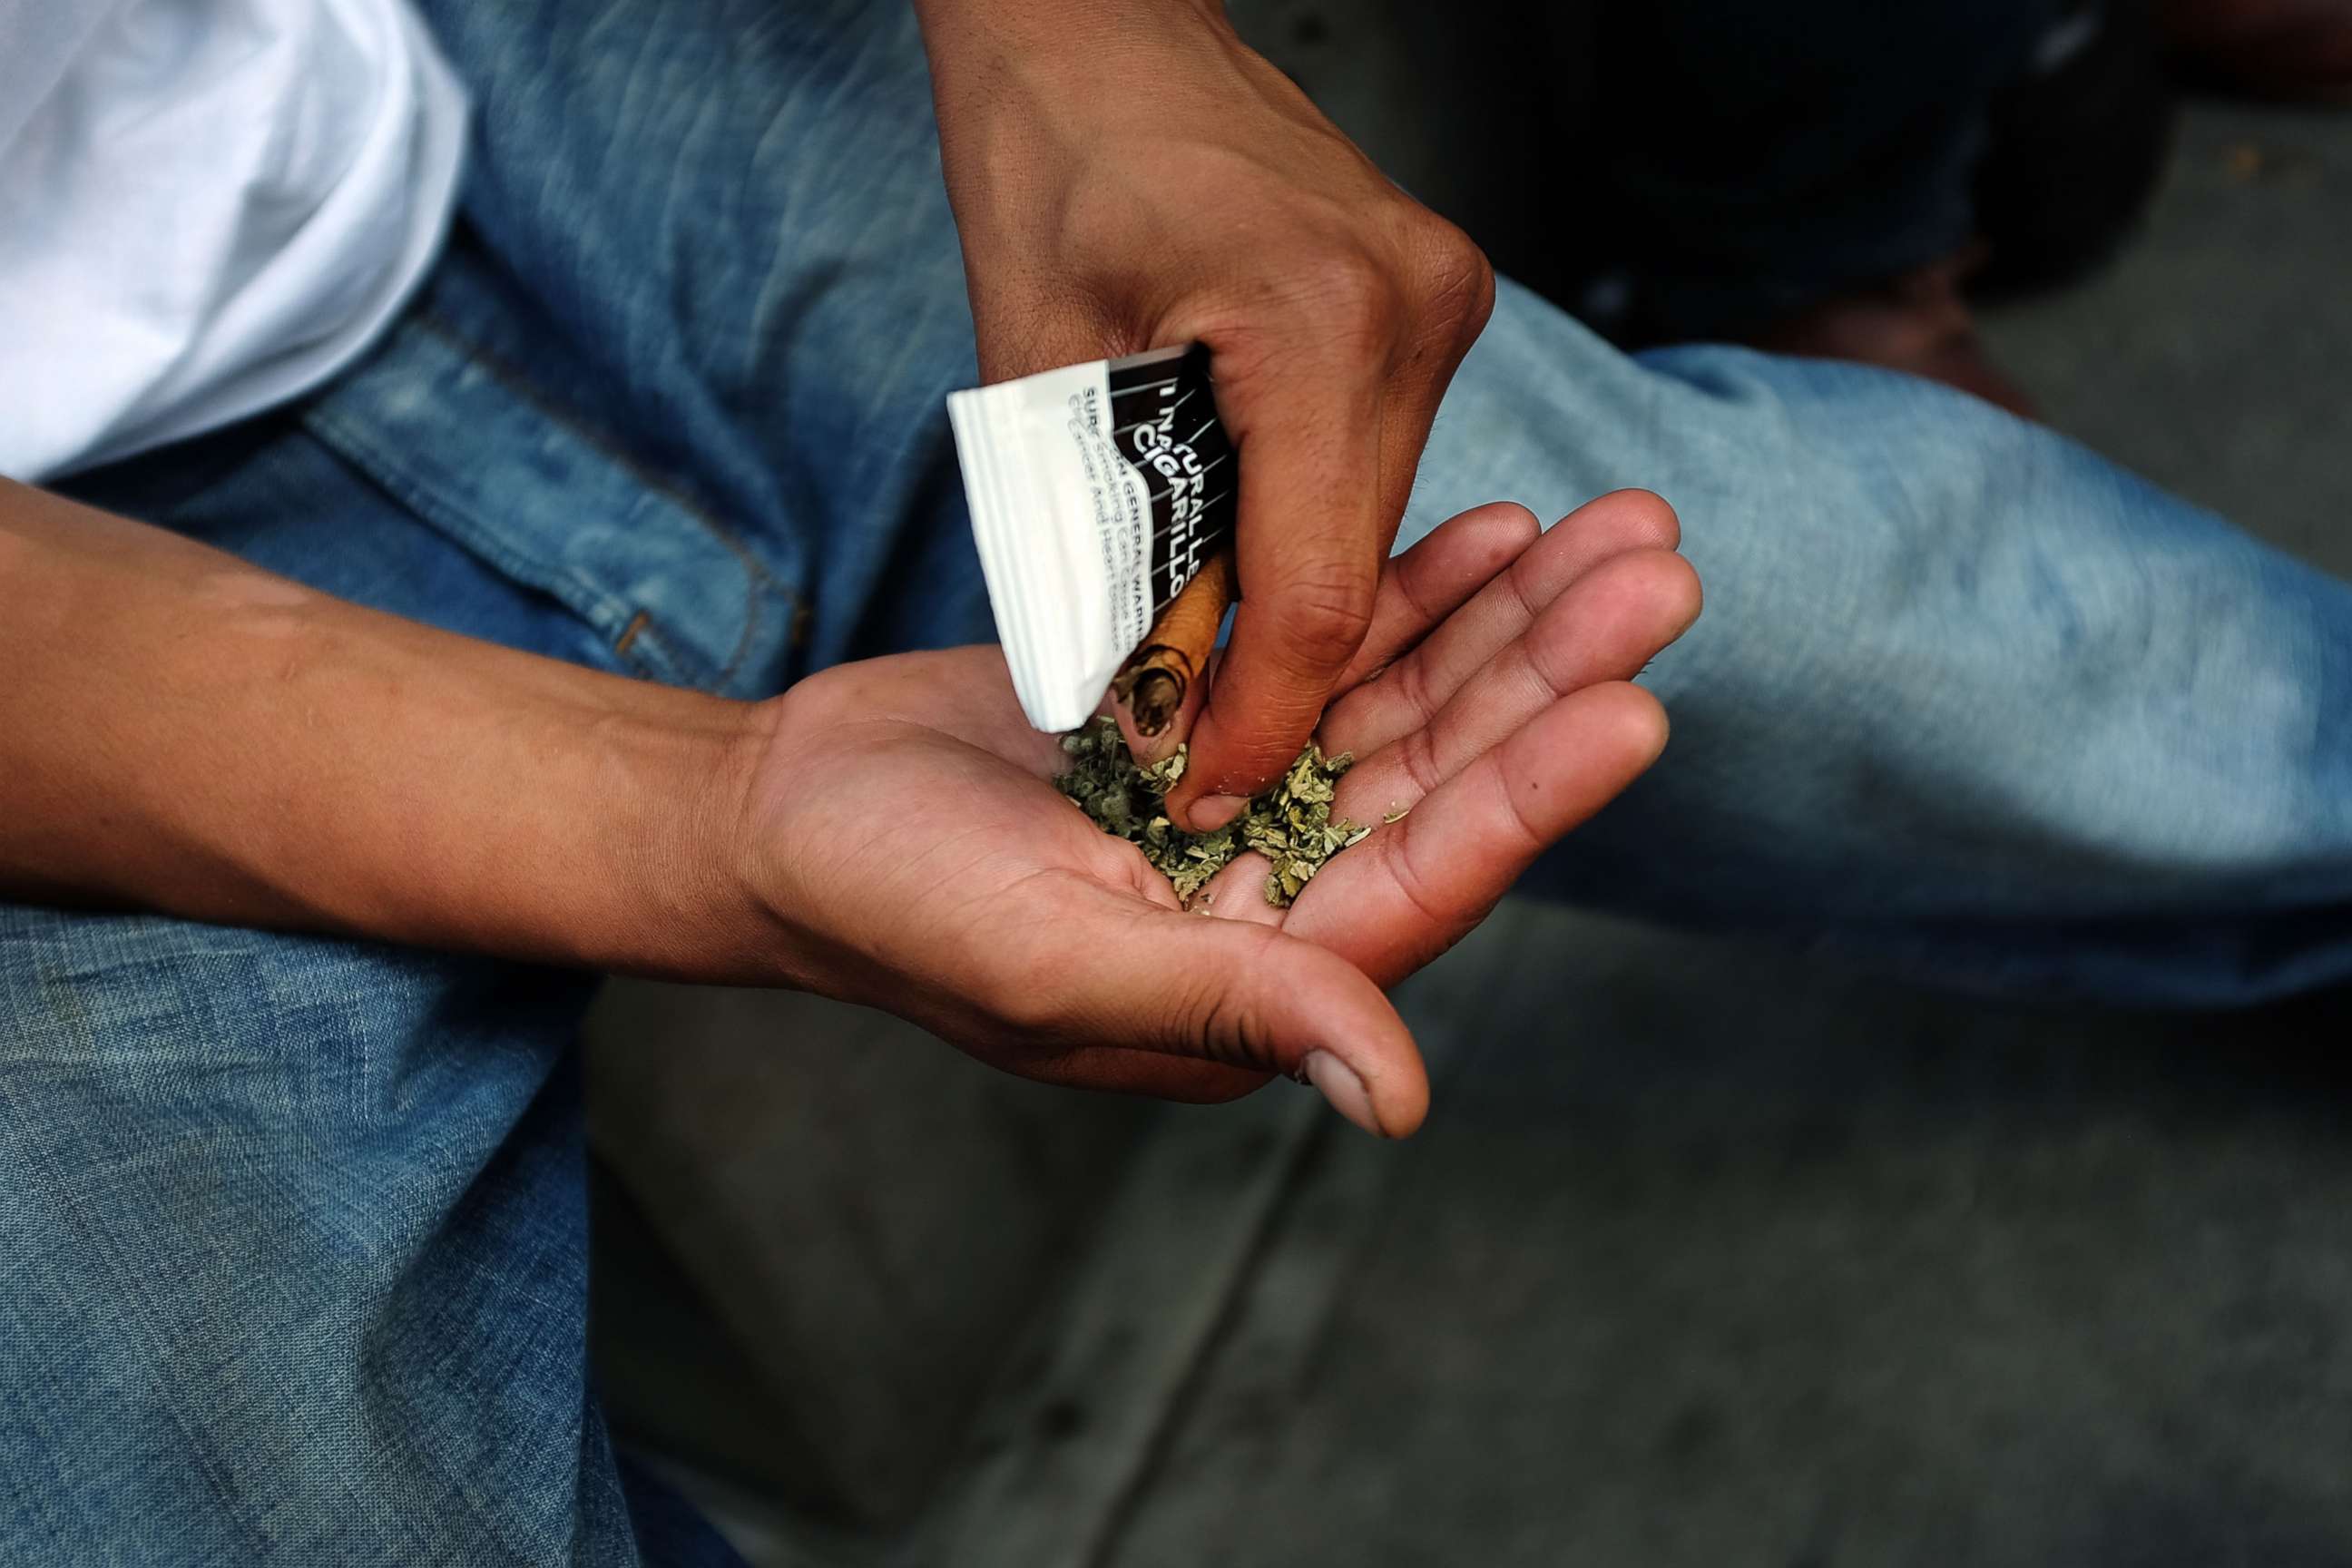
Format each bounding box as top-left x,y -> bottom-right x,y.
946,345 -> 1237,732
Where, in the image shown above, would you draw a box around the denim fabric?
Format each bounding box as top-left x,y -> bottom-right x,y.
1419,324 -> 2352,1002
11,420 -> 746,1566
6,0 -> 2351,1562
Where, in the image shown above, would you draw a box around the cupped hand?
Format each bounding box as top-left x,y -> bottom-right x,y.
923,0 -> 1494,829
733,494 -> 1697,1137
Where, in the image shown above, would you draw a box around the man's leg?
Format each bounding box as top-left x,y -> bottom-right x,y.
386,0 -> 994,683
394,0 -> 2352,1006
9,421 -> 746,1566
0,907 -> 613,1563
10,10 -> 2343,1559
1413,307 -> 2352,1003
0,8 -> 971,1558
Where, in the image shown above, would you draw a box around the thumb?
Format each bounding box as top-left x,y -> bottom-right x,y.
1038,891 -> 1429,1138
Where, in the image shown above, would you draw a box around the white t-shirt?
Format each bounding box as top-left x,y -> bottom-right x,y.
0,0 -> 466,482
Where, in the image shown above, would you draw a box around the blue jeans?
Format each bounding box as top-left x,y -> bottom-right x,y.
6,0 -> 2349,1562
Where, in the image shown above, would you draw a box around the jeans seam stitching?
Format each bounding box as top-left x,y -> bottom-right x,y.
406,310 -> 790,690
302,403 -> 664,670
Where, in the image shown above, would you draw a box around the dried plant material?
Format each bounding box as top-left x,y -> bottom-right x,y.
1055,716 -> 1372,907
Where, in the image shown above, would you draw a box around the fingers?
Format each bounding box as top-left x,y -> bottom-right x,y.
1336,548 -> 1700,819
1116,502 -> 1534,767
1337,503 -> 1540,691
1165,359 -> 1387,830
996,884 -> 1430,1137
1289,682 -> 1670,987
1151,221 -> 1494,829
1321,490 -> 1681,761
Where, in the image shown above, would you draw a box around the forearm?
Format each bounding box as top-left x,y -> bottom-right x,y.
910,0 -> 1302,368
911,0 -> 1246,216
911,0 -> 1224,66
0,480 -> 775,981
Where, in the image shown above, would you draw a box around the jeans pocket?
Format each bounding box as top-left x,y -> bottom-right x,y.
299,303 -> 805,698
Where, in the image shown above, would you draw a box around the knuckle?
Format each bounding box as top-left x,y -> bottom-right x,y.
1394,649 -> 1441,729
1404,215 -> 1494,342
1171,937 -> 1284,1072
1294,250 -> 1402,348
1397,721 -> 1446,797
1271,563 -> 1378,670
1180,986 -> 1250,1070
1383,821 -> 1456,931
1388,555 -> 1445,634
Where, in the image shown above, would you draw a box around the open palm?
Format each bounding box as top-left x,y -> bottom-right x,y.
739,492 -> 1699,1136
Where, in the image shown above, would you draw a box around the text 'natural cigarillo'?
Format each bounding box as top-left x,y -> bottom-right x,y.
946,344 -> 1237,732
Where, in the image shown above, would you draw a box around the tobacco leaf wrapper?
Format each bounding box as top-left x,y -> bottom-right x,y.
1055,716 -> 1381,907
947,345 -> 1236,732
1112,546 -> 1236,740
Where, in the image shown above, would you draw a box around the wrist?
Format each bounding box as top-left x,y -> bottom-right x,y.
247,623 -> 788,988
573,683 -> 785,986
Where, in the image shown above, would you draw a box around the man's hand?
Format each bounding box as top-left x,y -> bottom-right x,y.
1,470 -> 1686,1136
916,0 -> 1495,829
730,494 -> 1698,1136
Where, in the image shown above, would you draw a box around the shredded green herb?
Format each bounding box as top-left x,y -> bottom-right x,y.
1054,715 -> 1380,907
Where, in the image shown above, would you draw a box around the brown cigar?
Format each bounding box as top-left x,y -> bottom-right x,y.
1112,548 -> 1238,739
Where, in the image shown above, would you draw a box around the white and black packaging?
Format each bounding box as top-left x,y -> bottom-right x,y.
947,345 -> 1237,732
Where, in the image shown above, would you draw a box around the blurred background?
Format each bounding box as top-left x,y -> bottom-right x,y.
585,3 -> 2352,1563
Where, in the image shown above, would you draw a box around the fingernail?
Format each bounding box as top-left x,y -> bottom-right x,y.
1187,794 -> 1248,831
1301,1051 -> 1384,1138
